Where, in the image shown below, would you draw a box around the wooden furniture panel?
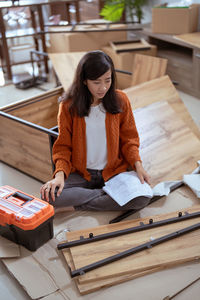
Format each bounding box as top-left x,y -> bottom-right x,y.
0,87 -> 63,182
141,28 -> 200,98
131,53 -> 167,86
174,32 -> 200,48
124,75 -> 200,140
3,93 -> 59,129
49,52 -> 86,91
193,48 -> 200,93
134,101 -> 200,185
102,44 -> 158,90
65,248 -> 161,295
0,117 -> 52,182
63,206 -> 200,293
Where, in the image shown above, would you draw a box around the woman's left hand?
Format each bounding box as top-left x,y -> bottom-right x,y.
135,161 -> 151,185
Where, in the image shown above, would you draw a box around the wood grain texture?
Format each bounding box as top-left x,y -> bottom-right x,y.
102,44 -> 157,72
174,32 -> 200,49
134,101 -> 200,185
0,88 -> 63,182
49,52 -> 86,91
0,116 -> 53,182
3,94 -> 59,129
102,44 -> 157,89
65,249 -> 162,295
131,53 -> 167,86
124,75 -> 200,140
63,206 -> 200,289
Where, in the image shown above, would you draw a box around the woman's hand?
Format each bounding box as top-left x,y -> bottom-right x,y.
40,171 -> 65,202
135,161 -> 151,185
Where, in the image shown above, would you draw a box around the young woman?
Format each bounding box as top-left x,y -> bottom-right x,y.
40,50 -> 150,210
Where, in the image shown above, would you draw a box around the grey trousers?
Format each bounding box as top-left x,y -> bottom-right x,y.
48,169 -> 150,211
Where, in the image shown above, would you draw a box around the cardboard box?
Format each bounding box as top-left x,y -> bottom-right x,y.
48,24 -> 127,53
152,5 -> 199,34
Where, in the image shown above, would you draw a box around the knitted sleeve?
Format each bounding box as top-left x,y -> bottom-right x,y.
118,90 -> 141,167
52,102 -> 73,178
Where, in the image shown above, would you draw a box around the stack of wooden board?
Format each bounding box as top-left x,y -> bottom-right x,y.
60,75 -> 200,294
62,206 -> 200,294
123,75 -> 200,185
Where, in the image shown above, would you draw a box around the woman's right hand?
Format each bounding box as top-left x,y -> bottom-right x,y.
40,171 -> 65,202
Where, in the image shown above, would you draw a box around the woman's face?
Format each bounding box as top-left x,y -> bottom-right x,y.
85,69 -> 112,104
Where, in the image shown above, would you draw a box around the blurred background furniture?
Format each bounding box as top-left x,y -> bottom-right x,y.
0,0 -> 88,80
141,27 -> 200,99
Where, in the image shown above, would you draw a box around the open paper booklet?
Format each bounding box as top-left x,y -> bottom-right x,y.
103,171 -> 181,206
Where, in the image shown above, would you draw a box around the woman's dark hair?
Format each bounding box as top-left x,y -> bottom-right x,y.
61,50 -> 122,117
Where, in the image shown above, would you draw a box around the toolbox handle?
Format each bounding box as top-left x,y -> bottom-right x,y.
12,192 -> 34,205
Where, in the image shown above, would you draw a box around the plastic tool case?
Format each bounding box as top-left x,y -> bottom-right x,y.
0,186 -> 54,251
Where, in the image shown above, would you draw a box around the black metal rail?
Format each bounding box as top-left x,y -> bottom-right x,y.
57,210 -> 200,250
70,222 -> 200,278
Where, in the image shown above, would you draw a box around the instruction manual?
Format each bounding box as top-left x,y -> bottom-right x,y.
103,171 -> 153,206
103,160 -> 200,207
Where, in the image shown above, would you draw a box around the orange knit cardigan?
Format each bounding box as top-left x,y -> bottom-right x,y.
52,89 -> 141,181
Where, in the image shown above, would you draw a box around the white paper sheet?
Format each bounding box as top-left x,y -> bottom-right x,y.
152,181 -> 181,197
183,160 -> 200,198
103,160 -> 200,206
183,174 -> 200,198
103,171 -> 153,206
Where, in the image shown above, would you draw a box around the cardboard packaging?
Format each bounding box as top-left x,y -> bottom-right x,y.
0,185 -> 54,251
152,5 -> 199,34
48,24 -> 127,53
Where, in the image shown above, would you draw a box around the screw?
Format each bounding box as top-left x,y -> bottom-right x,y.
89,233 -> 93,238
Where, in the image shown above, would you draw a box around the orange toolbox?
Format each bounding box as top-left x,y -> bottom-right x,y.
0,185 -> 54,251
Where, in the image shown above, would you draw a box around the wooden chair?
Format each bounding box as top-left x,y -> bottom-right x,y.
116,53 -> 168,89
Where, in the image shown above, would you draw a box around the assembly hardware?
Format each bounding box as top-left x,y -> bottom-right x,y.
70,221 -> 200,278
57,210 -> 200,250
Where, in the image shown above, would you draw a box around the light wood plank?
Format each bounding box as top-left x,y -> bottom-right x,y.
174,32 -> 200,49
63,206 -> 200,288
49,52 -> 86,91
131,53 -> 167,86
124,75 -> 200,139
0,117 -> 53,182
65,249 -> 162,295
134,101 -> 200,185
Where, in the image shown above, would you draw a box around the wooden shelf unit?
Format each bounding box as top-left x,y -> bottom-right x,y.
141,28 -> 200,99
0,0 -> 81,80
